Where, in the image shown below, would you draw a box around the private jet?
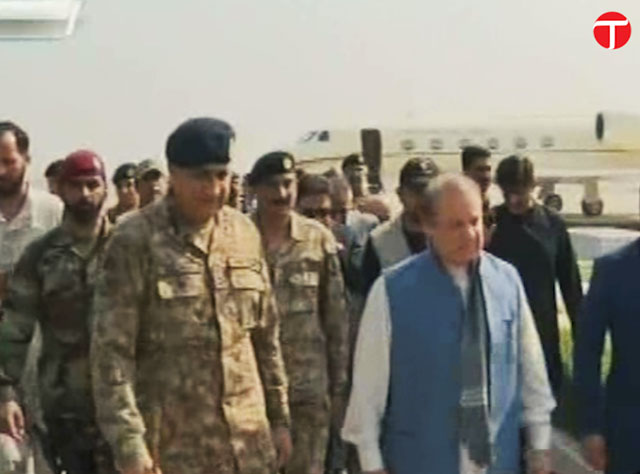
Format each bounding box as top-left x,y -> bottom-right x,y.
287,111 -> 640,217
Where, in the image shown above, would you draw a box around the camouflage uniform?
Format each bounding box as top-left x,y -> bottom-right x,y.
0,217 -> 115,474
91,197 -> 290,474
256,212 -> 349,473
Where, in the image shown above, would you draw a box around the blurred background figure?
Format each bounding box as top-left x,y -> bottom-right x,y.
342,154 -> 368,204
461,146 -> 494,243
135,158 -> 167,208
297,173 -> 334,229
357,194 -> 391,224
43,160 -> 64,197
328,176 -> 377,266
462,146 -> 492,203
488,154 -> 582,397
240,174 -> 255,213
227,172 -> 243,210
106,162 -> 138,224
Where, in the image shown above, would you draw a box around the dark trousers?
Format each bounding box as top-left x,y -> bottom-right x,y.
44,417 -> 116,474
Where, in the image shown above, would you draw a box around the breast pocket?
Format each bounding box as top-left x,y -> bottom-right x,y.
491,314 -> 517,367
156,272 -> 208,325
288,270 -> 320,314
41,258 -> 88,345
227,261 -> 265,329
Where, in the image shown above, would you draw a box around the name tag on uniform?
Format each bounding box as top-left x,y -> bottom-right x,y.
289,271 -> 319,287
157,274 -> 204,299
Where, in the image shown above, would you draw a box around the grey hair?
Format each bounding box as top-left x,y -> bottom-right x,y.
419,173 -> 482,224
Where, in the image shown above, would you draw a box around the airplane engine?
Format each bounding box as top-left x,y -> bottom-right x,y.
596,111 -> 640,149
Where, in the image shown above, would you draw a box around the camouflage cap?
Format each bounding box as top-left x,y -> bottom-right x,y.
248,151 -> 296,186
136,159 -> 165,180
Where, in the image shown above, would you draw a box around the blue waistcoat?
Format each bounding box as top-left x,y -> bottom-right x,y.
382,251 -> 523,474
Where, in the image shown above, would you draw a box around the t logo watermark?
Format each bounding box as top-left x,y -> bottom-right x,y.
594,12 -> 631,49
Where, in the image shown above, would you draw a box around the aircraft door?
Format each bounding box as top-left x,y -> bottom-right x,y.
361,128 -> 383,193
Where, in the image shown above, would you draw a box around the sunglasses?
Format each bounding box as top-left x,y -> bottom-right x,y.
300,208 -> 332,219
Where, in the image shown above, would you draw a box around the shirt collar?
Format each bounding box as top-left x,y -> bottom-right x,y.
0,184 -> 32,230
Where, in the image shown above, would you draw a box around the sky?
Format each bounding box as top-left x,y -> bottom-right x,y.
0,0 -> 639,176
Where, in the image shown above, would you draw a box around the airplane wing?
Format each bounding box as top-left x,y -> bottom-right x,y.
537,168 -> 640,184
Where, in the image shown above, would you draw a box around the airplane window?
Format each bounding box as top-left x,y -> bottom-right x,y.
299,131 -> 317,143
430,138 -> 443,150
541,136 -> 554,148
487,137 -> 499,150
514,136 -> 527,149
318,130 -> 330,142
401,138 -> 415,151
458,138 -> 472,149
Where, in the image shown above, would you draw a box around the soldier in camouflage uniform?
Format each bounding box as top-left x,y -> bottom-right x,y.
249,152 -> 349,474
90,118 -> 292,474
0,150 -> 116,474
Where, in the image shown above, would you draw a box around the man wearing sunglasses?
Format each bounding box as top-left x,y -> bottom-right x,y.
296,174 -> 334,229
250,152 -> 349,474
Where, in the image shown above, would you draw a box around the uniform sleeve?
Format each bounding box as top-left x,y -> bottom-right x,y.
555,218 -> 583,332
90,229 -> 152,470
573,259 -> 608,437
0,245 -> 41,403
250,260 -> 291,428
319,232 -> 349,401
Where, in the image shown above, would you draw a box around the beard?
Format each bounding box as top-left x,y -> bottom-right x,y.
0,166 -> 26,197
65,199 -> 104,224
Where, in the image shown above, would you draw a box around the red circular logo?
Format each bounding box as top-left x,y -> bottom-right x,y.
594,12 -> 631,49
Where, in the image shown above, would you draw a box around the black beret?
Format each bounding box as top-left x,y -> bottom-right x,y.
399,156 -> 440,189
112,163 -> 137,185
166,117 -> 235,168
248,151 -> 296,186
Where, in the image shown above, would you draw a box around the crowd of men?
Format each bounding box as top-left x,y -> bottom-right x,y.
0,117 -> 637,474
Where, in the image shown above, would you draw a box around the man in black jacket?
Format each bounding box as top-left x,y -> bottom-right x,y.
487,155 -> 582,397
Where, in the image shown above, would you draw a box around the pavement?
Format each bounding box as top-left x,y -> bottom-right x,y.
552,430 -> 599,474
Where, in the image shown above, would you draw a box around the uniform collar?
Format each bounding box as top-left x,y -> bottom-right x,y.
54,214 -> 112,256
165,195 -> 219,255
252,210 -> 305,243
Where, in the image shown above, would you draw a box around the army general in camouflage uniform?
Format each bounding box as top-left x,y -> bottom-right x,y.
90,118 -> 292,474
0,150 -> 116,474
249,152 -> 349,474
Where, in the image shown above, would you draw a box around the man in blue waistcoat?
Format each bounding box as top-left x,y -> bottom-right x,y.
342,174 -> 556,474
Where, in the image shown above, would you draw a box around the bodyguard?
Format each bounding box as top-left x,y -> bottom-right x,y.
0,150 -> 116,473
250,152 -> 349,474
488,155 -> 582,396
